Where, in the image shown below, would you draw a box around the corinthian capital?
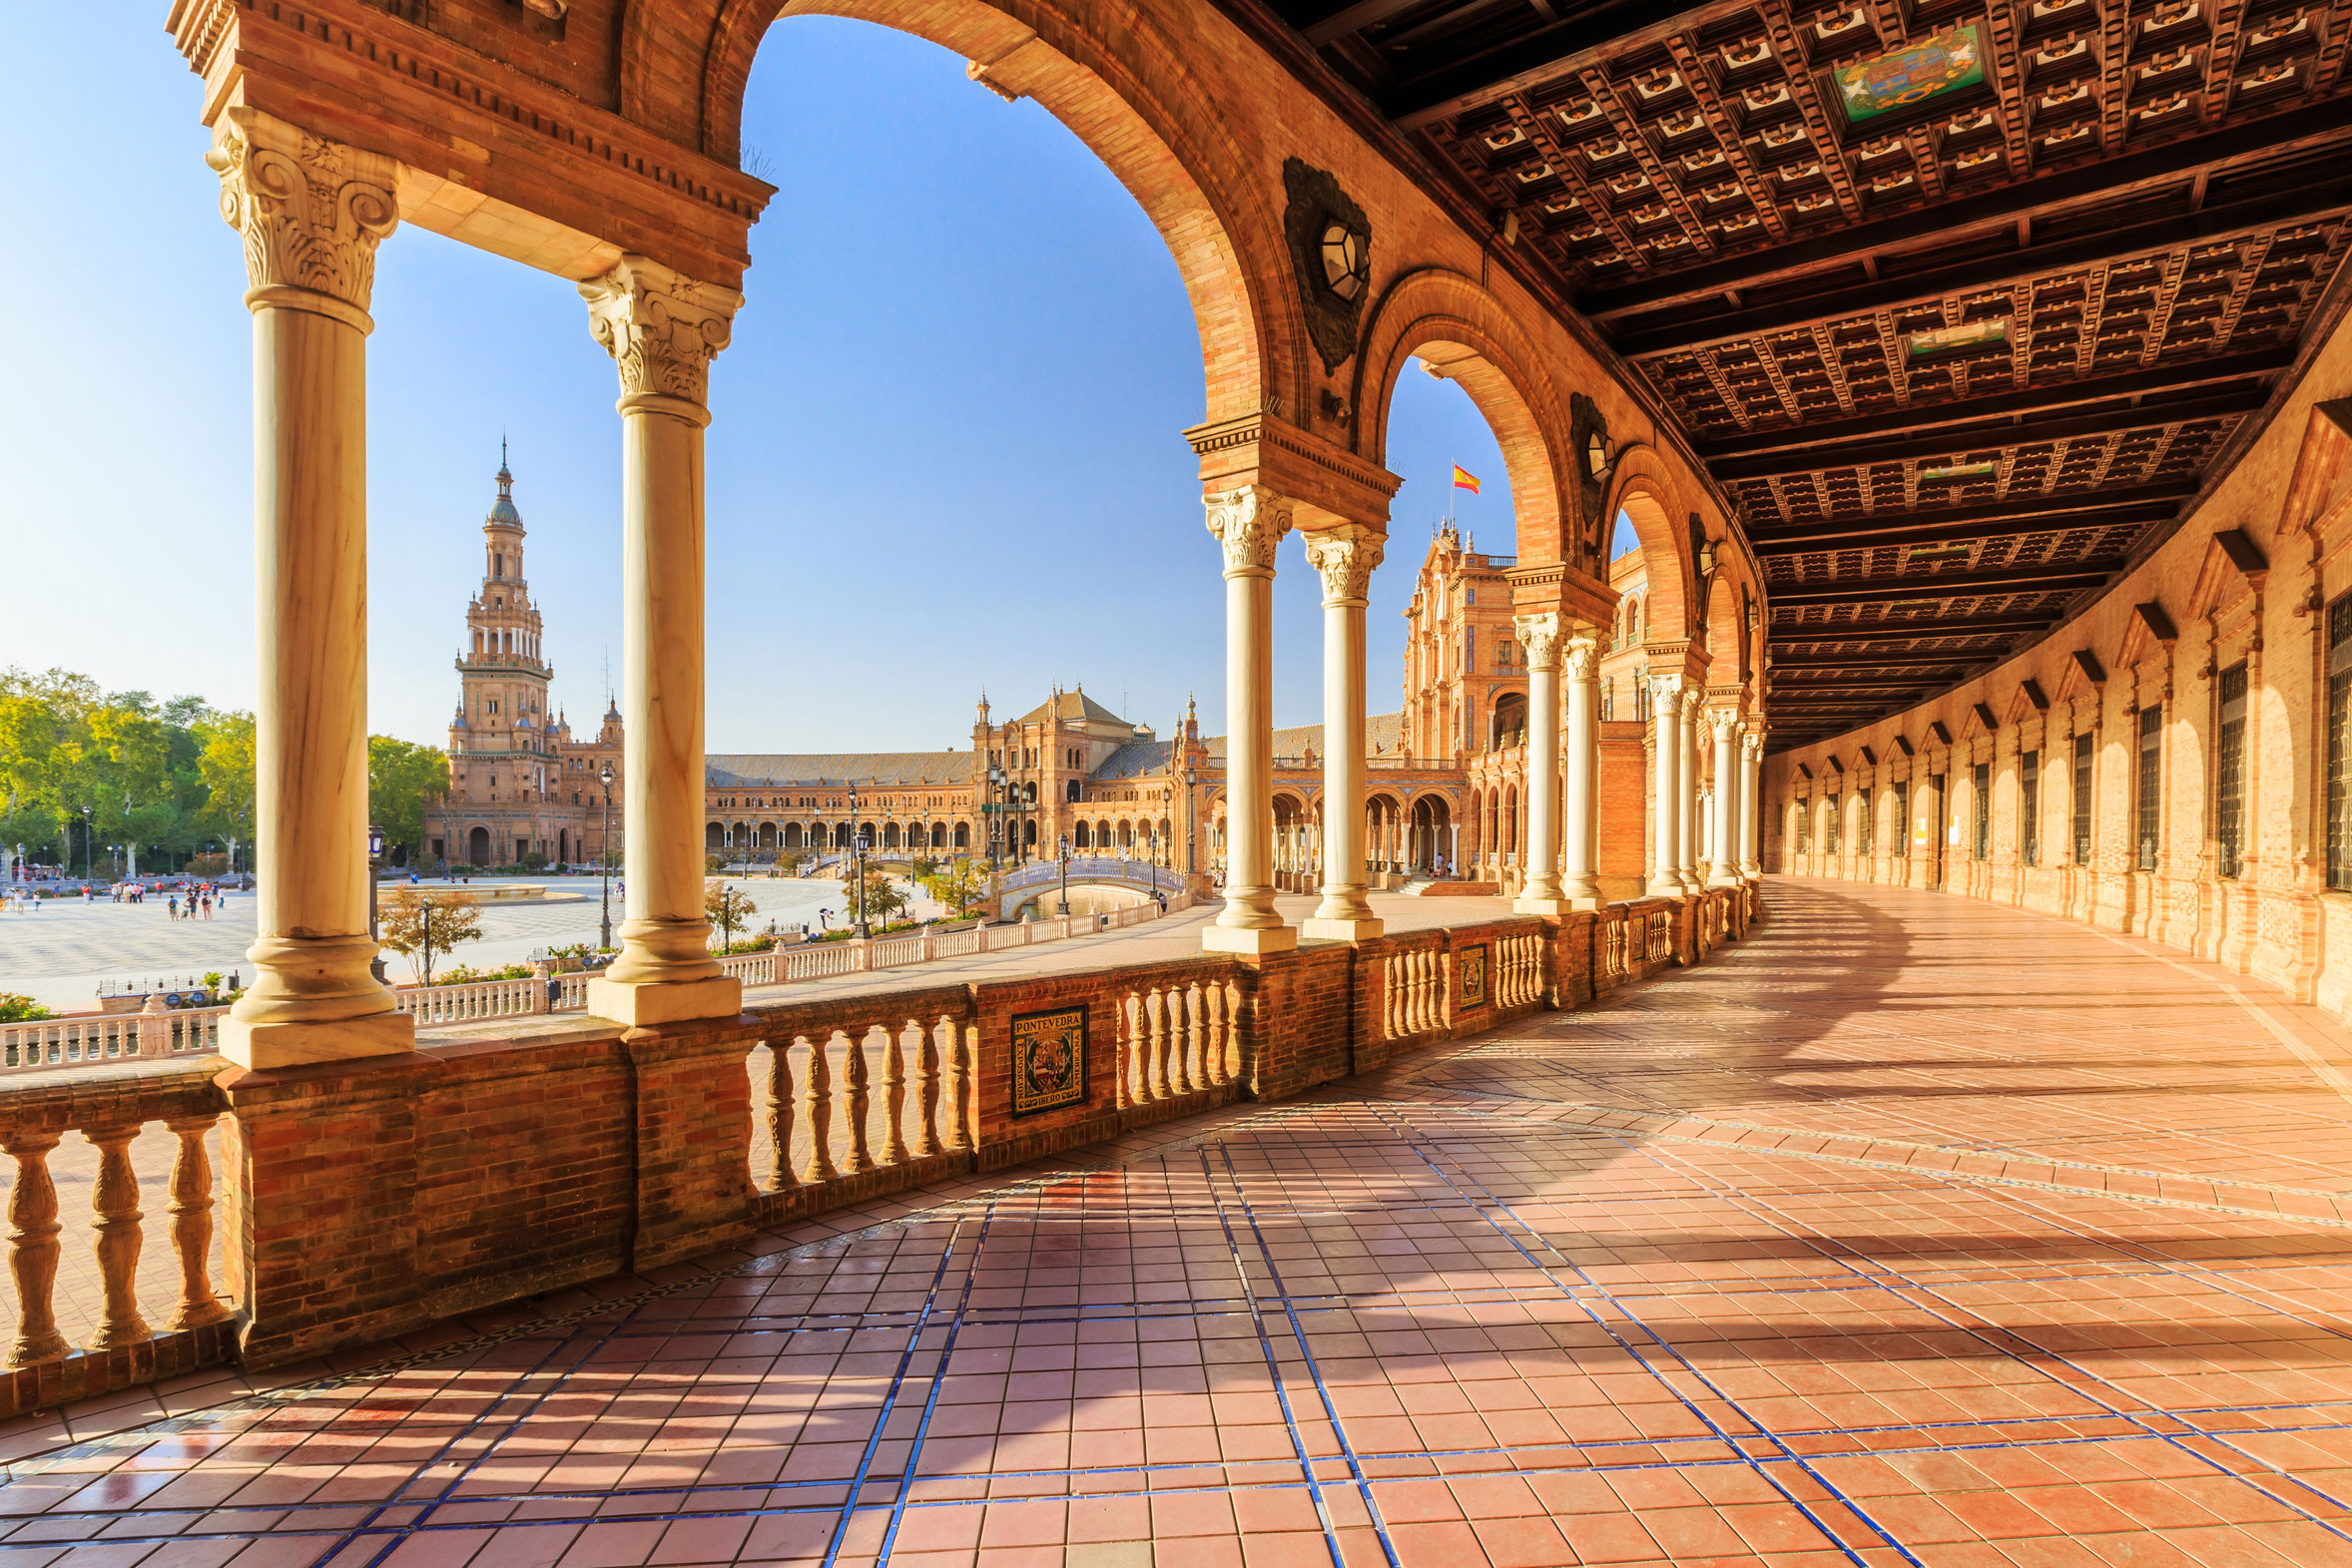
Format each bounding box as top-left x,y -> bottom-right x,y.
1512,613 -> 1562,672
1563,632 -> 1599,681
207,108 -> 398,317
1649,672 -> 1686,706
1708,706 -> 1743,741
1204,487 -> 1293,578
580,255 -> 744,408
1303,525 -> 1383,605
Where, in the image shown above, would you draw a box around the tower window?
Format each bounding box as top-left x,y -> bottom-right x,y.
494,555 -> 503,579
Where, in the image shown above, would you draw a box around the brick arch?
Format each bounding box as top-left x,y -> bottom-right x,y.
633,0 -> 1292,423
1602,446 -> 1702,651
1354,267 -> 1576,568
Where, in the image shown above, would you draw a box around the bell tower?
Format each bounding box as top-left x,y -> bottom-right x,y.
449,450 -> 556,805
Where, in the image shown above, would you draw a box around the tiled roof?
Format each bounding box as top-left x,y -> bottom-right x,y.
1198,713 -> 1404,765
1016,690 -> 1133,728
706,753 -> 975,787
1091,740 -> 1173,780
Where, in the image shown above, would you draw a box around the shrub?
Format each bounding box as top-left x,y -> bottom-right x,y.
0,994 -> 52,1024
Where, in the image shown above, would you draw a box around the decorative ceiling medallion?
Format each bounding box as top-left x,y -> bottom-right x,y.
1833,22 -> 1991,132
1283,159 -> 1372,375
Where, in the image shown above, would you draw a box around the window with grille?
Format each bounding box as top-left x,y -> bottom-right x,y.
1856,788 -> 1873,856
2072,732 -> 2093,863
1825,796 -> 1840,853
2021,752 -> 2040,867
1973,762 -> 1991,859
1795,800 -> 1809,852
2135,704 -> 2162,872
2216,663 -> 2246,879
2330,597 -> 2352,889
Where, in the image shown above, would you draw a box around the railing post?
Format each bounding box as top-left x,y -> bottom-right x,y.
1,1131 -> 70,1367
798,1037 -> 838,1184
165,1114 -> 234,1329
84,1124 -> 153,1348
138,995 -> 171,1059
765,1041 -> 801,1192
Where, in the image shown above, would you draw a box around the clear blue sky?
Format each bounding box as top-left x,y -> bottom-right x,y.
1,12 -> 1515,751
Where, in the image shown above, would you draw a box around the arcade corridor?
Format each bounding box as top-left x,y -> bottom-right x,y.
4,881 -> 2349,1566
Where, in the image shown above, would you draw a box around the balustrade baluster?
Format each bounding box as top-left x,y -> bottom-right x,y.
2,1132 -> 69,1367
845,1029 -> 876,1173
1145,988 -> 1169,1101
1115,996 -> 1136,1111
1187,983 -> 1211,1088
85,1124 -> 152,1348
799,1036 -> 839,1184
1383,956 -> 1401,1040
948,1024 -> 974,1151
1225,980 -> 1247,1084
1174,986 -> 1196,1094
882,1023 -> 909,1166
164,1115 -> 233,1328
765,1042 -> 801,1192
913,1017 -> 942,1158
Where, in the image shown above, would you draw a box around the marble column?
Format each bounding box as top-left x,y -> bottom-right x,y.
581,256 -> 745,1026
1677,688 -> 1703,892
209,109 -> 413,1069
1647,675 -> 1685,897
1560,632 -> 1602,908
1740,728 -> 1764,876
1203,488 -> 1297,953
1512,614 -> 1567,914
1304,527 -> 1383,941
1708,709 -> 1744,887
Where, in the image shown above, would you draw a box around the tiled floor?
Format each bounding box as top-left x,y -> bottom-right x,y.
5,878 -> 2351,1566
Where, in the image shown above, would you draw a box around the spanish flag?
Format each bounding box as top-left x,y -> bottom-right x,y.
1452,465 -> 1482,494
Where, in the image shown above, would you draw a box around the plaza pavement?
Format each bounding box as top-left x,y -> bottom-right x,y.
5,879 -> 2352,1564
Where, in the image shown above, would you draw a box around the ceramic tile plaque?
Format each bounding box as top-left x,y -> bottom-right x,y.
1458,945 -> 1488,1011
1010,1004 -> 1088,1117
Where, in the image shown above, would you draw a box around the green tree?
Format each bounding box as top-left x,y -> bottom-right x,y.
705,879 -> 759,951
193,710 -> 257,864
379,886 -> 482,987
369,736 -> 450,863
844,867 -> 908,926
928,857 -> 992,919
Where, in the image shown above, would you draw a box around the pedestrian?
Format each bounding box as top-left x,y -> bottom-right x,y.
168,893 -> 179,919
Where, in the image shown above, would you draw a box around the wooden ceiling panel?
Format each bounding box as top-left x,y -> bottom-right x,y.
1244,0 -> 2352,747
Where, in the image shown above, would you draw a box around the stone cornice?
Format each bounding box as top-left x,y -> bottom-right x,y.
168,0 -> 775,288
1186,411 -> 1401,529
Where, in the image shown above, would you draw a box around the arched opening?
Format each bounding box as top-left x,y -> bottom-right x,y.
1411,794 -> 1453,876
704,2 -> 1283,427
954,823 -> 969,849
784,822 -> 804,849
1490,692 -> 1527,752
1074,822 -> 1092,850
705,821 -> 724,852
467,825 -> 491,867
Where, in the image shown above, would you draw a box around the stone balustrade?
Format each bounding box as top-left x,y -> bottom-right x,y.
0,1059 -> 236,1415
2,1006 -> 226,1074
0,884 -> 1754,1419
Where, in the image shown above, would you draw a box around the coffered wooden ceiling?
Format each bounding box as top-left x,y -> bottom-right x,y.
1248,0 -> 2352,748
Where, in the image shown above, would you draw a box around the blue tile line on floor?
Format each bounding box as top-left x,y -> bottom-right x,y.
1609,1121 -> 2352,1550
872,1203 -> 995,1565
819,1213 -> 967,1568
1213,1141 -> 1432,1568
1355,1103 -> 1925,1568
1195,1144 -> 1398,1568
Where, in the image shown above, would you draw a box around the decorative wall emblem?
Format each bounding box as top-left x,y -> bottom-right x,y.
1010,1004 -> 1088,1116
1283,159 -> 1372,373
1568,393 -> 1612,558
1458,945 -> 1489,1010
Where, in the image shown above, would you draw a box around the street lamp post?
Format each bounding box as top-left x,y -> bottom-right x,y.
366,823 -> 387,984
81,805 -> 92,884
598,762 -> 615,952
1057,833 -> 1070,916
849,782 -> 872,939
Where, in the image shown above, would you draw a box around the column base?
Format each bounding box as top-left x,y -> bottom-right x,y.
219,1009 -> 415,1071
586,974 -> 744,1027
1201,924 -> 1299,955
1301,915 -> 1384,942
1511,896 -> 1570,916
1646,876 -> 1685,898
